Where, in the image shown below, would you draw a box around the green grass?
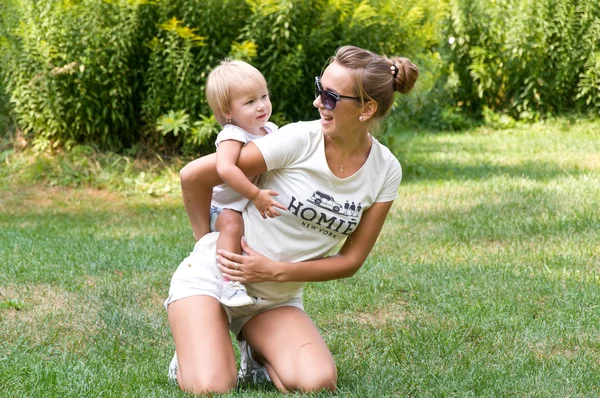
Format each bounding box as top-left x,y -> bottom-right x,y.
1,118 -> 599,397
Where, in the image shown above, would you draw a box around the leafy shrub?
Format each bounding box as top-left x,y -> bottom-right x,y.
444,0 -> 600,119
143,18 -> 206,153
0,81 -> 10,136
0,0 -> 18,136
5,0 -> 598,155
141,0 -> 250,155
1,0 -> 444,154
143,0 -> 445,152
1,0 -> 151,151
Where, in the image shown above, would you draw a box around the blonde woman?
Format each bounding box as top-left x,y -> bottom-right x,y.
166,45 -> 419,394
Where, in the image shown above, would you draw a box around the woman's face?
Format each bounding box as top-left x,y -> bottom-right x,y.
313,62 -> 364,138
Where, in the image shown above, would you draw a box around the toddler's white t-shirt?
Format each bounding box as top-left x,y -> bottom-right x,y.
211,122 -> 278,212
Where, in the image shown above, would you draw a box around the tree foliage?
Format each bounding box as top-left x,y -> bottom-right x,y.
0,0 -> 598,154
445,0 -> 600,120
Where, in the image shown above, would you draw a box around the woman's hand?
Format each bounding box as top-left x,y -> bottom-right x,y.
217,238 -> 279,283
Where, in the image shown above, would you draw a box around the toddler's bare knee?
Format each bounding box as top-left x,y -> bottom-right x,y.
219,221 -> 243,236
217,212 -> 244,235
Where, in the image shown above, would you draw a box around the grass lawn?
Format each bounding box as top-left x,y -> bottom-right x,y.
1,118 -> 599,397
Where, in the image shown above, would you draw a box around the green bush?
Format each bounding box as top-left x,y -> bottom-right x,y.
141,0 -> 250,155
1,0 -> 151,151
224,0 -> 447,139
0,81 -> 10,136
0,0 -> 444,154
0,0 -> 17,136
444,0 -> 600,119
6,0 -> 598,154
142,0 -> 445,153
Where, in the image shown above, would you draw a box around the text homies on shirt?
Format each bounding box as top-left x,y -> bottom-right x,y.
287,196 -> 358,237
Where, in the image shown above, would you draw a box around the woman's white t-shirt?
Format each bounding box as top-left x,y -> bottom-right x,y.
242,120 -> 402,300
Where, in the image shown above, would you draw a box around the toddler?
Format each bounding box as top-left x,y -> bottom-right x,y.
205,60 -> 285,307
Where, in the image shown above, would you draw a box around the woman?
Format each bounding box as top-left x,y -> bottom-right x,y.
167,45 -> 419,394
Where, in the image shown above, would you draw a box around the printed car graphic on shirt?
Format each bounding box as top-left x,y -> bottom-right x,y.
307,190 -> 345,214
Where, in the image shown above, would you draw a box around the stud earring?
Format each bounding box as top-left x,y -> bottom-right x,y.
359,116 -> 364,121
226,118 -> 231,124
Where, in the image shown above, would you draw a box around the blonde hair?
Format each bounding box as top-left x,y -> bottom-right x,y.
206,60 -> 268,126
329,45 -> 419,122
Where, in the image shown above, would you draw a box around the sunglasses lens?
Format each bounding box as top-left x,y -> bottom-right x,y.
322,92 -> 336,110
315,77 -> 337,110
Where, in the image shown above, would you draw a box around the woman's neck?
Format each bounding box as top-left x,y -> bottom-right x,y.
324,131 -> 372,176
326,132 -> 371,157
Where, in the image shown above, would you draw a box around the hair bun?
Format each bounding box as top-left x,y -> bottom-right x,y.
392,57 -> 419,94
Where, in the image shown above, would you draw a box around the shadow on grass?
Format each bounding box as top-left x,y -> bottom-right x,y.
399,158 -> 590,183
388,122 -> 599,184
390,190 -> 599,244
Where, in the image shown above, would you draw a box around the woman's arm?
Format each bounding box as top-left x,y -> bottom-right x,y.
180,143 -> 267,240
217,200 -> 395,283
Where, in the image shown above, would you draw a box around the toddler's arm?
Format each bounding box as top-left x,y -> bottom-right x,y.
217,140 -> 286,219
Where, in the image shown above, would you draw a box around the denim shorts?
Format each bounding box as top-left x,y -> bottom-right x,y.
164,232 -> 304,338
209,205 -> 222,232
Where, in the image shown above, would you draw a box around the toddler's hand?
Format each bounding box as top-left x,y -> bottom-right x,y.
251,189 -> 287,219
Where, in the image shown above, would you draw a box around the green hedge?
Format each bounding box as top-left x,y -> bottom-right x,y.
445,0 -> 600,120
1,0 -> 599,154
0,82 -> 9,137
0,0 -> 443,153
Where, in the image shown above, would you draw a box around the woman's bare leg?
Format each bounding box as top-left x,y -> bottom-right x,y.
180,154 -> 221,241
241,306 -> 337,393
168,295 -> 237,394
180,148 -> 265,241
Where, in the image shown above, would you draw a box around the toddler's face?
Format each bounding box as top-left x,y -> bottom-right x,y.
226,82 -> 271,135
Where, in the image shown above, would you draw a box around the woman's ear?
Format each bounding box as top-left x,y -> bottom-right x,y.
360,100 -> 378,122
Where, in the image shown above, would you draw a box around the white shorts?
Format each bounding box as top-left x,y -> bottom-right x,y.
164,232 -> 304,338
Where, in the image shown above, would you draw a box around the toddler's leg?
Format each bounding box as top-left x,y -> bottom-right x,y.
215,210 -> 253,307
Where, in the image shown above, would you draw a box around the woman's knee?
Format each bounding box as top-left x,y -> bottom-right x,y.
179,370 -> 237,395
297,362 -> 337,392
276,357 -> 337,392
168,296 -> 238,395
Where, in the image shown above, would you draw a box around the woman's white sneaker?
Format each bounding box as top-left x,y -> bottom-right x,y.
237,340 -> 271,384
168,352 -> 178,383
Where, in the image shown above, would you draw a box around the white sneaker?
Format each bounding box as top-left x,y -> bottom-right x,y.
168,352 -> 178,383
169,343 -> 271,387
237,340 -> 271,385
221,281 -> 254,307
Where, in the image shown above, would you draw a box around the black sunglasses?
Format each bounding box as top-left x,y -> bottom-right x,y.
315,77 -> 361,111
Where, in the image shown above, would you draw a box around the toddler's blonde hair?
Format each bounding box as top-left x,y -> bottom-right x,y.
206,60 -> 268,126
